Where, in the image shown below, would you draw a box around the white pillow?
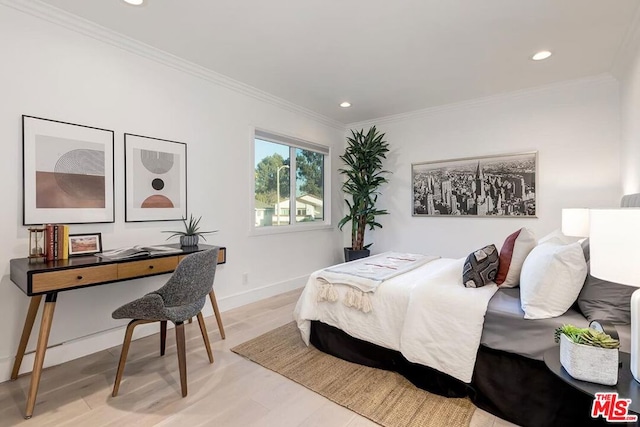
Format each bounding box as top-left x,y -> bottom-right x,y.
496,227 -> 537,288
538,229 -> 582,246
520,241 -> 588,319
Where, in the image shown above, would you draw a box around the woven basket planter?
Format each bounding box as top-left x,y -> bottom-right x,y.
559,334 -> 619,386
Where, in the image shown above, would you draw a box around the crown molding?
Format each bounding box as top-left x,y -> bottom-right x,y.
0,0 -> 345,131
611,2 -> 640,80
346,74 -> 617,129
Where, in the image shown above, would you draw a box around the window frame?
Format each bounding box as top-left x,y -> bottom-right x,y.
251,128 -> 332,236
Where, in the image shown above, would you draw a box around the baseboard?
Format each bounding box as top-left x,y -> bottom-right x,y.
215,274 -> 308,312
0,275 -> 307,384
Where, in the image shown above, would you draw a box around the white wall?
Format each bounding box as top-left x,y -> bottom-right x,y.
0,5 -> 344,381
620,35 -> 640,194
349,77 -> 621,259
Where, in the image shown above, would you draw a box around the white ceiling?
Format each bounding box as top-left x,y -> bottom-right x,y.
35,0 -> 640,124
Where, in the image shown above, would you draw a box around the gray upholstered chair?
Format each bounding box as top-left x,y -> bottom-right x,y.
111,247 -> 220,398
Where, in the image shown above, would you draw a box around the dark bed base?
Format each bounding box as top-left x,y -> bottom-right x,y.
309,320 -> 607,427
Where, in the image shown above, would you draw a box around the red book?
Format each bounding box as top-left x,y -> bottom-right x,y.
45,224 -> 54,261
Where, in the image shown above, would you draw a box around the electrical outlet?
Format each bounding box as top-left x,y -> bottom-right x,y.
242,272 -> 249,285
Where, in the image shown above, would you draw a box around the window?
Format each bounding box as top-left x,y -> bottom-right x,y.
254,129 -> 329,230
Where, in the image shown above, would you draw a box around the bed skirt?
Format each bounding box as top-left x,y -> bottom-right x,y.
309,320 -> 606,427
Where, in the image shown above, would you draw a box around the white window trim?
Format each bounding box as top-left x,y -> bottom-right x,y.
250,127 -> 332,236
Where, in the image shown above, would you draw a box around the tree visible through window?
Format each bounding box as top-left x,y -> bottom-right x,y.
254,131 -> 327,228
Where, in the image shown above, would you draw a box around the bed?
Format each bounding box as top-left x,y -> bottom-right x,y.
294,195 -> 639,427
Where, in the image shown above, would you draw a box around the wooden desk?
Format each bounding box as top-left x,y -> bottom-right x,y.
9,244 -> 226,419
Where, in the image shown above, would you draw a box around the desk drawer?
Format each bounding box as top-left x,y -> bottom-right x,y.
118,257 -> 179,280
32,265 -> 118,293
178,248 -> 226,264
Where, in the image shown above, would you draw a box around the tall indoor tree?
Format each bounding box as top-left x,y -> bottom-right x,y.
338,126 -> 391,261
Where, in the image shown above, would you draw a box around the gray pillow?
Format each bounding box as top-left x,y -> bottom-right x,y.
577,260 -> 635,324
580,238 -> 590,262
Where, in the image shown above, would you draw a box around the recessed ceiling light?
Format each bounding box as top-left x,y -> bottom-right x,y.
122,0 -> 144,5
340,102 -> 351,108
532,51 -> 552,61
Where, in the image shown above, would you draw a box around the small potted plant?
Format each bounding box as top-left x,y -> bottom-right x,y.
554,324 -> 620,385
163,214 -> 217,247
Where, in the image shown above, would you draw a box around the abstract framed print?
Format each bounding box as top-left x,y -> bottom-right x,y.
412,151 -> 537,217
124,133 -> 187,222
22,115 -> 115,225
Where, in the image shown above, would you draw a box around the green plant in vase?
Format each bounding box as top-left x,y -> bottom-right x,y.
554,324 -> 620,349
338,126 -> 391,262
163,214 -> 217,247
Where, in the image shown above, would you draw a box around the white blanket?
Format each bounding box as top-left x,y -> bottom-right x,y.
318,252 -> 439,292
294,256 -> 498,383
400,258 -> 498,383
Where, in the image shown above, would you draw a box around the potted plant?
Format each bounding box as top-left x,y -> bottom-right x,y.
338,126 -> 391,262
554,324 -> 620,385
163,214 -> 217,247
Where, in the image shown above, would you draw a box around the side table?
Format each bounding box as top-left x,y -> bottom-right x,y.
544,347 -> 640,419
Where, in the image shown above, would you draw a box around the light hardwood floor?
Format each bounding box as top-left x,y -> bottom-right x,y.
0,288 -> 518,427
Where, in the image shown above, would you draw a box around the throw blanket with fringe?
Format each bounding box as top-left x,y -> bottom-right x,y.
316,252 -> 439,312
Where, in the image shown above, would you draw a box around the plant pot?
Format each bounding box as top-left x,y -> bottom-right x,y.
559,333 -> 619,385
344,247 -> 370,262
180,235 -> 199,247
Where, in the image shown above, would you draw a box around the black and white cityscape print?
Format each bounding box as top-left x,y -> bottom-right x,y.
412,152 -> 536,217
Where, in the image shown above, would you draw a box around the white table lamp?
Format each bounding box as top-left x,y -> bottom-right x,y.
590,208 -> 640,382
561,208 -> 590,237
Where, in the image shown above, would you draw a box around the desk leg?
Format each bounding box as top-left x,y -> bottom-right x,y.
11,295 -> 43,380
208,290 -> 225,339
24,293 -> 57,419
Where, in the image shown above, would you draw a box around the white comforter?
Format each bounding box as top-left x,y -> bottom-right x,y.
293,256 -> 498,383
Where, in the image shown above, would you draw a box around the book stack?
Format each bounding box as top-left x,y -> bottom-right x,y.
44,224 -> 70,261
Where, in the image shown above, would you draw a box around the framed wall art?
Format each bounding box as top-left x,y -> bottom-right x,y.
124,133 -> 187,222
68,233 -> 102,256
412,151 -> 537,217
23,115 -> 115,225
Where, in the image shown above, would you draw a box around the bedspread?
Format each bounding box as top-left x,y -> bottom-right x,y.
401,258 -> 498,382
294,256 -> 498,383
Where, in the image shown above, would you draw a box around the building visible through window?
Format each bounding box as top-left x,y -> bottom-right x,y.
254,130 -> 328,229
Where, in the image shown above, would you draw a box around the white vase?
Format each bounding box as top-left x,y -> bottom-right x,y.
559,333 -> 619,386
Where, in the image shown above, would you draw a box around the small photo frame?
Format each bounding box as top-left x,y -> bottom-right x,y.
68,233 -> 103,256
124,133 -> 187,222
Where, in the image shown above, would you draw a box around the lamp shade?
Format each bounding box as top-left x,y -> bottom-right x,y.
561,208 -> 590,237
590,208 -> 640,287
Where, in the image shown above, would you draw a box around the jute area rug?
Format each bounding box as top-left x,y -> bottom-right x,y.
231,322 -> 475,427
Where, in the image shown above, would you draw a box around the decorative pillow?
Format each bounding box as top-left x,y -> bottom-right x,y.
578,261 -> 635,324
580,238 -> 590,262
495,228 -> 536,287
462,244 -> 499,288
520,241 -> 588,319
537,229 -> 583,246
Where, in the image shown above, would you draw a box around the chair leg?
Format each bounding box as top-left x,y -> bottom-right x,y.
112,319 -> 152,397
175,322 -> 188,397
196,312 -> 214,364
160,321 -> 167,356
209,290 -> 226,339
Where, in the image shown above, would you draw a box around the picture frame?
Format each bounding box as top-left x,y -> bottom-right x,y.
412,151 -> 537,217
22,115 -> 115,225
68,233 -> 103,256
124,133 -> 187,222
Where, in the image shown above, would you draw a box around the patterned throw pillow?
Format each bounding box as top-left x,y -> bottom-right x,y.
463,244 -> 499,288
